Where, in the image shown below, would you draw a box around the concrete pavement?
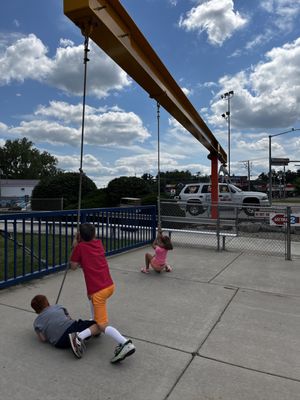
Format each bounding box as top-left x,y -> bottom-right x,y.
1,245 -> 300,400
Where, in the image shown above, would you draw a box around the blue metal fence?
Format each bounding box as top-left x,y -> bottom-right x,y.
0,206 -> 156,289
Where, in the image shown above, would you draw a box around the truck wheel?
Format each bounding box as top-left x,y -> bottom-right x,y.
187,203 -> 204,216
244,203 -> 259,216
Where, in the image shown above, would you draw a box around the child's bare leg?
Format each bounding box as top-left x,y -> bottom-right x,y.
90,323 -> 101,336
145,253 -> 153,270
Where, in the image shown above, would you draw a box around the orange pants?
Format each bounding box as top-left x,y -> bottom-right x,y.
90,284 -> 115,325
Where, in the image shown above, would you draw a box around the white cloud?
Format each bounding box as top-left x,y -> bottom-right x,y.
245,30 -> 273,51
179,0 -> 248,46
0,34 -> 51,84
181,87 -> 193,96
48,41 -> 131,97
210,37 -> 300,130
2,100 -> 151,148
260,0 -> 300,32
0,122 -> 8,132
0,34 -> 131,97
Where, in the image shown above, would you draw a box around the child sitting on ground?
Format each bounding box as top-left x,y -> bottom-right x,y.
31,294 -> 100,359
141,228 -> 173,274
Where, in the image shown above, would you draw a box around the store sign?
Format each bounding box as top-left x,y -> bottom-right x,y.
270,158 -> 290,166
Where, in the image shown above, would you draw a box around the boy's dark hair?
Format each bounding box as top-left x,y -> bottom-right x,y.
161,235 -> 173,250
31,294 -> 50,314
79,223 -> 96,242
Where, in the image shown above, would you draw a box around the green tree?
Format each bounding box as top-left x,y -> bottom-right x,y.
294,177 -> 300,195
32,172 -> 97,209
0,137 -> 59,179
107,176 -> 151,206
257,172 -> 269,183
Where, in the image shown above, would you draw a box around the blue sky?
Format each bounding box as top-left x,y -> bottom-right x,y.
1,0 -> 300,187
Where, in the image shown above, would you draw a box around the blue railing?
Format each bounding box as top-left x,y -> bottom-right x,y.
0,206 -> 156,289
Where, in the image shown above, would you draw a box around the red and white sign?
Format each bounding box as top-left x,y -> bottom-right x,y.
269,213 -> 300,226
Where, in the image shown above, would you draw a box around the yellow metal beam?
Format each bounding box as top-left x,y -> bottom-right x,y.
64,0 -> 227,163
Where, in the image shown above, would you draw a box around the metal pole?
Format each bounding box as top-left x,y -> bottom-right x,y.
268,135 -> 272,206
227,96 -> 231,177
221,91 -> 234,177
283,165 -> 286,199
157,101 -> 161,229
247,160 -> 251,190
286,206 -> 291,260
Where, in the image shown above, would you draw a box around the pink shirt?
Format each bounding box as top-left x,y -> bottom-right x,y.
70,239 -> 113,296
153,246 -> 168,265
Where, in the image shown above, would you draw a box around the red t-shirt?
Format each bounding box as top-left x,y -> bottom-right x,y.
70,239 -> 113,296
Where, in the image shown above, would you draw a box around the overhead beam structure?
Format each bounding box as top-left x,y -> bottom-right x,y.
64,0 -> 227,164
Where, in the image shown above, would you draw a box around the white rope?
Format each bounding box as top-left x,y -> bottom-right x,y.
157,101 -> 161,229
55,34 -> 90,304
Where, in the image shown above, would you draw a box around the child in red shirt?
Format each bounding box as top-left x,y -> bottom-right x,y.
70,223 -> 135,363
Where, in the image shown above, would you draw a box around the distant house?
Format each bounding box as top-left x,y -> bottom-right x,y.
0,179 -> 39,198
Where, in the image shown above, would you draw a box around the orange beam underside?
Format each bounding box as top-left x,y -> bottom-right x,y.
64,0 -> 227,163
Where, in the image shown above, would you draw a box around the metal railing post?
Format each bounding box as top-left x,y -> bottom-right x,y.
216,204 -> 220,251
286,206 -> 292,260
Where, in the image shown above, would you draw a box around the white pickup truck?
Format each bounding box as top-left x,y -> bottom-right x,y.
177,182 -> 269,216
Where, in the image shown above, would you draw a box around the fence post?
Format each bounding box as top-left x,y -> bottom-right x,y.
152,206 -> 157,241
286,206 -> 291,260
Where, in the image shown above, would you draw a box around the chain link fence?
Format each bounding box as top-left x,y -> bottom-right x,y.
160,200 -> 300,259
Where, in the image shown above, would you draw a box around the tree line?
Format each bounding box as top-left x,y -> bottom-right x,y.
1,138 -> 300,210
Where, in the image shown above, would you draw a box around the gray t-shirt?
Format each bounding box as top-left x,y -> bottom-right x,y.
33,305 -> 74,345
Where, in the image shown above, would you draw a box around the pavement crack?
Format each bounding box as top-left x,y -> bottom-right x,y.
198,354 -> 300,384
196,287 -> 239,353
0,302 -> 33,313
208,252 -> 244,283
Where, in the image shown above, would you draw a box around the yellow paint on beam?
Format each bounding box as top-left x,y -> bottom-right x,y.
64,0 -> 227,163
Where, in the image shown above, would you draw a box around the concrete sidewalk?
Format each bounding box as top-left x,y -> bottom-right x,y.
1,245 -> 300,400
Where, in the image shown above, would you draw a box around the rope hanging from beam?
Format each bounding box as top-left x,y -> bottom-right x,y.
55,32 -> 91,304
156,101 -> 161,229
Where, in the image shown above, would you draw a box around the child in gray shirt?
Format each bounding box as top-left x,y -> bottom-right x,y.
31,294 -> 100,358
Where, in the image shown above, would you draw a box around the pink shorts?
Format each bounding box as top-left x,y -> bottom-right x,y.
150,257 -> 165,271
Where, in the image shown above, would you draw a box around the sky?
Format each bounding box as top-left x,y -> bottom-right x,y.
1,0 -> 300,188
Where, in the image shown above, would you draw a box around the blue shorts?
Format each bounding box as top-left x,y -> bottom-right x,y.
55,319 -> 96,348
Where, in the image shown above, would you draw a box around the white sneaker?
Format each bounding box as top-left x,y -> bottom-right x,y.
110,339 -> 136,363
69,332 -> 85,359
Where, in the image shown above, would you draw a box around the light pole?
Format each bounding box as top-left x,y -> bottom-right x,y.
0,167 -> 3,199
268,127 -> 300,205
221,90 -> 234,177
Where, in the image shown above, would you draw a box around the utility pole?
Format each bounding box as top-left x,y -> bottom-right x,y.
244,160 -> 252,191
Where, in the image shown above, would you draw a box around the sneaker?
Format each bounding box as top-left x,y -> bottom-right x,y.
69,332 -> 85,359
110,339 -> 136,363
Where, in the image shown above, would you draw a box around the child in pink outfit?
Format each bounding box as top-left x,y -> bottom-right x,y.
141,229 -> 173,274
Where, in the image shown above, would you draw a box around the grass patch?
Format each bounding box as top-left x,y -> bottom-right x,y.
0,232 -> 142,282
273,198 -> 300,204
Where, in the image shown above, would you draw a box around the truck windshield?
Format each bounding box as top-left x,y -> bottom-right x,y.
230,184 -> 242,193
